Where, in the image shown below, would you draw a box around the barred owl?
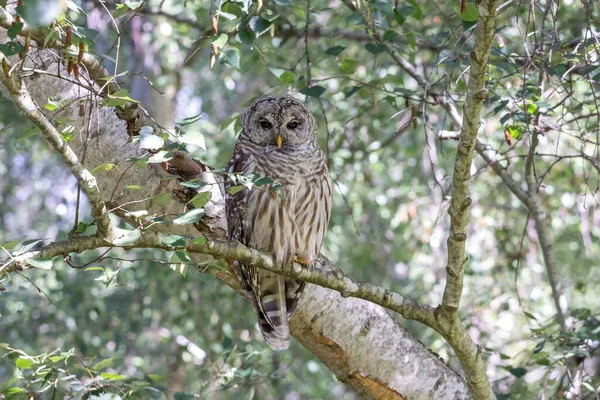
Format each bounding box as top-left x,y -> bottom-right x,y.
225,96 -> 332,350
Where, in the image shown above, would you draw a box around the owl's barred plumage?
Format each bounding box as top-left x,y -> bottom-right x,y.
225,96 -> 332,350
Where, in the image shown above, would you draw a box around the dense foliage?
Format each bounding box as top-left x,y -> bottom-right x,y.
1,0 -> 599,398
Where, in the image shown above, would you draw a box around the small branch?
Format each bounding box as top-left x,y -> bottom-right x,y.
475,140 -> 529,204
0,55 -> 115,240
442,0 -> 499,321
525,131 -> 567,328
0,231 -> 438,329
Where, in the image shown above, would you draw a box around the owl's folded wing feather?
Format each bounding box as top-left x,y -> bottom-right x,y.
225,147 -> 290,349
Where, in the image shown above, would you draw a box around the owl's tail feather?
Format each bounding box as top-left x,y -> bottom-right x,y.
255,274 -> 290,350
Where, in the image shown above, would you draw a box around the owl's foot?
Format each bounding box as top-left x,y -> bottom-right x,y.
294,256 -> 315,272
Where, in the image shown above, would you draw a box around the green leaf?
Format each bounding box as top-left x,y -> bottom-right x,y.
220,114 -> 239,132
222,335 -> 233,349
217,11 -> 237,20
93,357 -> 114,371
180,180 -> 208,190
113,2 -> 134,18
269,68 -> 295,84
147,150 -> 173,164
174,393 -> 196,400
571,308 -> 591,320
340,58 -> 358,75
261,12 -> 279,22
102,89 -> 139,108
227,185 -> 244,195
383,30 -> 399,41
254,177 -> 273,186
0,41 -> 25,57
91,163 -> 116,174
139,130 -> 164,151
237,31 -> 256,46
124,0 -> 142,9
163,235 -> 187,247
508,367 -> 527,378
148,374 -> 168,381
1,239 -> 21,250
406,0 -> 423,19
345,12 -> 365,26
5,387 -> 24,394
100,372 -> 127,381
405,31 -> 416,49
249,16 -> 272,35
506,125 -> 523,140
16,0 -> 62,26
26,258 -> 53,270
458,3 -> 478,22
525,103 -> 537,115
76,222 -> 89,233
220,49 -> 240,68
299,85 -> 326,98
16,357 -> 35,369
523,311 -> 537,320
174,250 -> 191,263
192,236 -> 207,245
190,191 -> 212,208
180,131 -> 206,149
339,58 -> 359,74
60,126 -> 75,142
344,86 -> 362,99
112,230 -> 141,246
325,45 -> 345,56
372,1 -> 394,15
151,192 -> 172,206
173,208 -> 205,225
365,43 -> 386,55
396,5 -> 415,17
7,23 -> 23,40
176,114 -> 202,126
211,33 -> 228,49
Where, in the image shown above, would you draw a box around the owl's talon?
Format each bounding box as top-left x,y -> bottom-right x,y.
294,256 -> 310,265
294,256 -> 315,272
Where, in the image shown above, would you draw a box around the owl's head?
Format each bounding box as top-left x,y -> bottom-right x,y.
240,96 -> 317,149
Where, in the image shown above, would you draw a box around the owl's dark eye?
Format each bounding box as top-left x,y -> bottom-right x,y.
259,119 -> 273,129
287,121 -> 299,129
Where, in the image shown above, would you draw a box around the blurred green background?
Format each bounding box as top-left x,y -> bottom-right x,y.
1,0 -> 599,398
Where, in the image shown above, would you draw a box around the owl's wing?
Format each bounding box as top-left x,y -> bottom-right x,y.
225,146 -> 292,350
225,148 -> 247,243
225,146 -> 254,296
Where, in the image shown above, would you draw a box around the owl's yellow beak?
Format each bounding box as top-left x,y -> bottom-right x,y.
276,135 -> 283,149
